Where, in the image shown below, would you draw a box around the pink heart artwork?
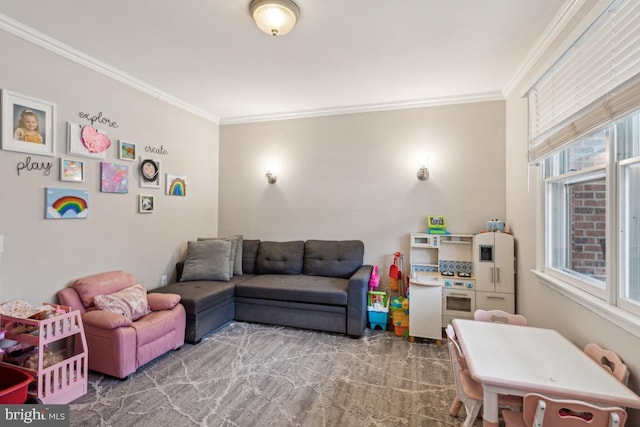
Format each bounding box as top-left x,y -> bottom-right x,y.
81,126 -> 111,153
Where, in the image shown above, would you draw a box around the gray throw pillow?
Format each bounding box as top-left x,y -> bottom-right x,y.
181,239 -> 232,282
198,236 -> 242,278
230,235 -> 243,275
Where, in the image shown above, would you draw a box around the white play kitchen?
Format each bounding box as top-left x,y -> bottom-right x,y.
408,230 -> 515,340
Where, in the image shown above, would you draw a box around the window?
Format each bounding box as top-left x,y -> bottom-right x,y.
619,157 -> 640,314
540,109 -> 640,319
527,0 -> 640,333
544,129 -> 607,297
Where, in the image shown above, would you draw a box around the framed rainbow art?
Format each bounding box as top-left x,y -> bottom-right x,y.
166,173 -> 187,197
45,187 -> 89,219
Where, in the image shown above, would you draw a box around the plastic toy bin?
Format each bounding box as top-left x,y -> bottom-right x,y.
0,364 -> 33,404
367,310 -> 388,330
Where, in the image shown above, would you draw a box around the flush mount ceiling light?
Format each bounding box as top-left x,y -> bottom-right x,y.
250,0 -> 300,36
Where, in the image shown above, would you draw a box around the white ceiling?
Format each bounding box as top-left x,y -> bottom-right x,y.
0,0 -> 570,124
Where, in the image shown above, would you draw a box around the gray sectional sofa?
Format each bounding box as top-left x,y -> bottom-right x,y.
150,239 -> 372,344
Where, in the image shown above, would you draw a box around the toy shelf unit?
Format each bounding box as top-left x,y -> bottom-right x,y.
0,303 -> 88,404
409,233 -> 439,281
438,234 -> 473,276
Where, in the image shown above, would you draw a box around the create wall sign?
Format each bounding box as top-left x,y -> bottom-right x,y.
144,145 -> 168,155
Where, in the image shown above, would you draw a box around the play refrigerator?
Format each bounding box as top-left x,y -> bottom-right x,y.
0,304 -> 88,403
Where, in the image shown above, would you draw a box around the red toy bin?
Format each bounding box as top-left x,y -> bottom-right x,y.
0,364 -> 33,404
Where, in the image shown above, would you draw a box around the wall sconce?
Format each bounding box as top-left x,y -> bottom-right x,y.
265,170 -> 278,184
416,163 -> 429,181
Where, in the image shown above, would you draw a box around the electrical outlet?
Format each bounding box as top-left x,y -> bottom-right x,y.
161,274 -> 167,286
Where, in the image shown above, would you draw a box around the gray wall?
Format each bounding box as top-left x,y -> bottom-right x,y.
0,31 -> 219,304
219,101 -> 507,286
505,0 -> 640,423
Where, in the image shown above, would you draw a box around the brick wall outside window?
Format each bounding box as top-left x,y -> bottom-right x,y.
570,181 -> 606,281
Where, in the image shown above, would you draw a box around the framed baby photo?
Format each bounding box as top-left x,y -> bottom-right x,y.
139,158 -> 160,188
139,194 -> 154,213
118,140 -> 137,161
1,90 -> 56,156
60,158 -> 85,182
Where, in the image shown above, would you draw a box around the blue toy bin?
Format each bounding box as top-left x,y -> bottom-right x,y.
367,307 -> 388,331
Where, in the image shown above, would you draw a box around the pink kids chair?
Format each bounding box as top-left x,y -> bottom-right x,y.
474,309 -> 528,326
58,271 -> 186,379
584,343 -> 630,385
502,393 -> 627,426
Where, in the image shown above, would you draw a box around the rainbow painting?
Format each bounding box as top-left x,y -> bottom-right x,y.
166,174 -> 187,197
46,188 -> 89,219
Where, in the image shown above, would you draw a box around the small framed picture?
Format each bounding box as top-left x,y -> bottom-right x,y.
118,140 -> 136,161
166,173 -> 187,196
139,158 -> 160,188
139,194 -> 154,213
60,158 -> 85,182
1,90 -> 56,156
100,162 -> 129,193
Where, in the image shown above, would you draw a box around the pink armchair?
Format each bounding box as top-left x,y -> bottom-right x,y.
58,271 -> 186,379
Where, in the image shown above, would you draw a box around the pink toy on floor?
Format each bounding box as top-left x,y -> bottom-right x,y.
369,265 -> 380,291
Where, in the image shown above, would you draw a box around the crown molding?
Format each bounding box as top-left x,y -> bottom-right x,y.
0,14 -> 220,124
502,0 -> 586,98
219,92 -> 505,125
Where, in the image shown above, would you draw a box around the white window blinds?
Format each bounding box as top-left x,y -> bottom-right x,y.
527,0 -> 640,162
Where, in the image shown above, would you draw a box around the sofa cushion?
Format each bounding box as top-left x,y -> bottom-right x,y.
303,240 -> 364,278
73,270 -> 137,308
235,274 -> 349,305
151,277 -> 243,315
181,239 -> 232,282
242,239 -> 260,274
93,284 -> 151,320
255,241 -> 304,274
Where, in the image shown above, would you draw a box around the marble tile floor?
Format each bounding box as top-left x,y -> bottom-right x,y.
70,322 -> 484,426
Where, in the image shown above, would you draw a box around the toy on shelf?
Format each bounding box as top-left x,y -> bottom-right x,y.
427,215 -> 450,235
486,219 -> 505,233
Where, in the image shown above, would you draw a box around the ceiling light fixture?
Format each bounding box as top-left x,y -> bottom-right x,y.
250,0 -> 300,37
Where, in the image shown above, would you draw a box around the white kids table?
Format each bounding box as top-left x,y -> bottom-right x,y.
452,318 -> 640,427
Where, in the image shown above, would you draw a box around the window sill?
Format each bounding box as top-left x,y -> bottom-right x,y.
532,269 -> 640,339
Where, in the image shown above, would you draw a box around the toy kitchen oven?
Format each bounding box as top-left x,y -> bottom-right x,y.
441,270 -> 475,327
